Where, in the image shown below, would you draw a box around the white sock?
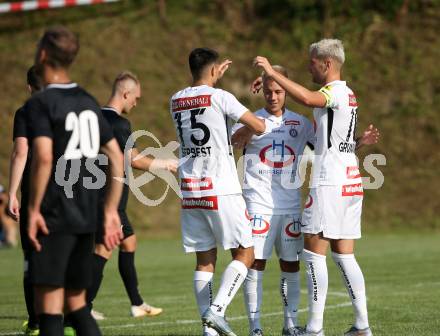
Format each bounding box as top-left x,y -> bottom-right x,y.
280,271 -> 300,329
194,271 -> 217,335
211,260 -> 248,317
332,252 -> 369,330
244,269 -> 264,331
303,249 -> 328,333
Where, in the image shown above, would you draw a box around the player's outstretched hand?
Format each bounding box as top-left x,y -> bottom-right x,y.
253,56 -> 274,77
232,126 -> 254,149
150,158 -> 178,173
28,209 -> 49,252
218,59 -> 232,79
7,194 -> 20,221
360,124 -> 380,146
251,76 -> 263,94
103,209 -> 123,250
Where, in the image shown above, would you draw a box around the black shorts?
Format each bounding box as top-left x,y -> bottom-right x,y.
95,211 -> 134,244
29,233 -> 94,289
19,211 -> 30,251
19,199 -> 30,251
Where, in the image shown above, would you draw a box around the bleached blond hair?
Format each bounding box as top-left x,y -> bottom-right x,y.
112,71 -> 139,96
309,39 -> 345,64
262,65 -> 288,81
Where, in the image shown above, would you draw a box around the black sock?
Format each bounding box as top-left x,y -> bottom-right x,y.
23,271 -> 38,328
118,251 -> 143,306
39,314 -> 63,336
66,306 -> 101,336
86,254 -> 108,308
63,314 -> 73,328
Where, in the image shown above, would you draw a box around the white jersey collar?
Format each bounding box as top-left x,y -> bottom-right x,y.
324,80 -> 346,86
46,83 -> 78,89
262,108 -> 285,122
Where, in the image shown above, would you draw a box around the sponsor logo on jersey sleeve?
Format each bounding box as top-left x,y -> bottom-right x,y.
346,166 -> 361,179
348,94 -> 358,107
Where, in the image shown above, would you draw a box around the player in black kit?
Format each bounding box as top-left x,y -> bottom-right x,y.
25,26 -> 124,336
87,71 -> 177,320
7,65 -> 43,336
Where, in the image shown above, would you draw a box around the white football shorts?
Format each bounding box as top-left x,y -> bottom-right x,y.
301,184 -> 363,239
248,212 -> 303,261
180,194 -> 253,253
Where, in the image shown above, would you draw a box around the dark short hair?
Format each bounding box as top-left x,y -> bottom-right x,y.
38,26 -> 79,68
189,48 -> 219,80
27,65 -> 43,91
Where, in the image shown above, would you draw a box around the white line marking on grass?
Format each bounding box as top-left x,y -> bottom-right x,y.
0,302 -> 352,335
100,301 -> 352,330
414,281 -> 440,288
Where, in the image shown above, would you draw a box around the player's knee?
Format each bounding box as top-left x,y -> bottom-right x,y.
120,234 -> 136,252
279,259 -> 300,272
65,289 -> 86,313
95,244 -> 112,259
234,246 -> 254,268
330,239 -> 354,254
196,248 -> 217,272
251,259 -> 266,271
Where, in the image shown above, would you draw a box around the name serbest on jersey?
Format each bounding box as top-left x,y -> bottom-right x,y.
170,85 -> 248,198
312,80 -> 362,190
235,108 -> 315,215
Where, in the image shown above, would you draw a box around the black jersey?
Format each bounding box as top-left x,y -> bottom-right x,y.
12,106 -> 31,201
99,107 -> 135,212
25,83 -> 114,234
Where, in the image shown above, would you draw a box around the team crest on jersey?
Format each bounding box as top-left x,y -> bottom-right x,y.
259,140 -> 295,168
289,128 -> 298,138
285,220 -> 301,238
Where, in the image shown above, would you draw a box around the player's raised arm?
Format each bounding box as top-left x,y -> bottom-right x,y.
7,137 -> 28,221
238,111 -> 266,135
100,139 -> 124,250
253,56 -> 327,108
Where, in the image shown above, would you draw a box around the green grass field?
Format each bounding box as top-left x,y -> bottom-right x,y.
0,233 -> 439,336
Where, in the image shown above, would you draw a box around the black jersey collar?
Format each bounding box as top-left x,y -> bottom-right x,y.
102,106 -> 120,114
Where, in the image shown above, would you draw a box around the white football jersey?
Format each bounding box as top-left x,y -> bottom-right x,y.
236,108 -> 315,215
312,80 -> 362,187
170,85 -> 248,197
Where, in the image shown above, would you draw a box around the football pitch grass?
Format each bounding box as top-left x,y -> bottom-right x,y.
0,233 -> 439,336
